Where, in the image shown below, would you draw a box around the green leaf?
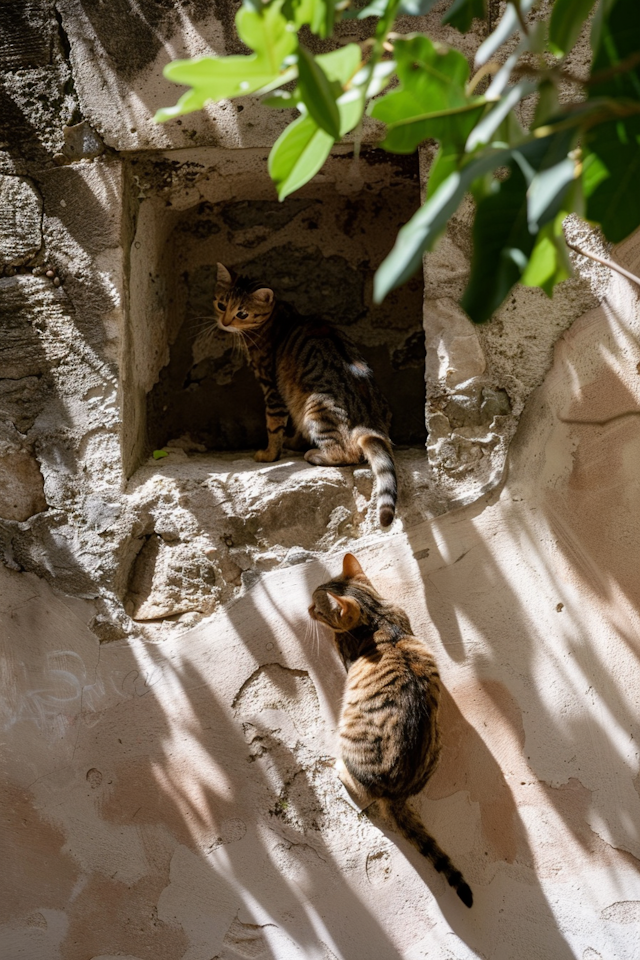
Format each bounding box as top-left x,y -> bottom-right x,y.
516,126 -> 579,232
442,0 -> 486,34
153,450 -> 169,460
282,0 -> 318,29
375,130 -> 582,307
155,2 -> 296,122
527,19 -> 548,55
313,0 -> 335,38
426,144 -> 461,198
533,80 -> 560,127
590,0 -> 616,52
527,155 -> 577,232
337,89 -> 365,135
341,0 -> 387,20
374,147 -> 511,301
461,162 -> 535,323
521,216 -> 573,296
581,149 -> 609,197
549,0 -> 597,56
475,0 -> 535,65
297,46 -> 341,139
589,0 -> 640,101
379,100 -> 486,153
466,80 -> 536,152
262,89 -> 299,108
583,117 -> 640,241
288,0 -> 335,36
583,0 -> 640,242
268,113 -> 334,199
316,44 -> 362,85
370,35 -> 484,153
399,0 -> 441,15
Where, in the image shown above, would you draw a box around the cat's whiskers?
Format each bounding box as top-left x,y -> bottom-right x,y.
312,616 -> 322,659
302,612 -> 323,660
239,327 -> 258,348
188,315 -> 220,342
231,332 -> 246,364
187,315 -> 219,328
303,614 -> 314,649
239,329 -> 260,358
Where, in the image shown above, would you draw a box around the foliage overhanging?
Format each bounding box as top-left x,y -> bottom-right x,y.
156,0 -> 640,324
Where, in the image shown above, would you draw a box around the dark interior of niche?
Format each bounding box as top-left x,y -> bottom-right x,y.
147,151 -> 426,453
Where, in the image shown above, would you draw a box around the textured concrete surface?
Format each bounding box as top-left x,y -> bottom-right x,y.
2,248 -> 640,959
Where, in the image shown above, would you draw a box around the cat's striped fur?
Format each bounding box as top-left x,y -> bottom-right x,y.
309,553 -> 473,908
214,264 -> 397,527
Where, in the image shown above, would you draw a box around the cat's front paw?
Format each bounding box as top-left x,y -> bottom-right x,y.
254,449 -> 278,463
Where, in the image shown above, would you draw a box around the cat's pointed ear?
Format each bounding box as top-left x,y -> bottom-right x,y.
342,553 -> 365,579
216,263 -> 232,286
327,592 -> 360,624
252,287 -> 274,305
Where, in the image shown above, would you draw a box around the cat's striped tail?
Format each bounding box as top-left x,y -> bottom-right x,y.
358,435 -> 397,528
389,799 -> 473,908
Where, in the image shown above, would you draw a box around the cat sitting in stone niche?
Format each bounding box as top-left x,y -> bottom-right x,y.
214,263 -> 397,527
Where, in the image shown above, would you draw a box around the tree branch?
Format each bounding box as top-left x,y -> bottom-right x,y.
510,0 -> 530,37
565,240 -> 640,289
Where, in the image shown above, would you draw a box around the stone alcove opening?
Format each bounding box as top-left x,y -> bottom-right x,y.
124,146 -> 426,478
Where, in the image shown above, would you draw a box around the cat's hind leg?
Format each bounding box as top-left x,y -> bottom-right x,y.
336,758 -> 375,810
303,399 -> 358,466
304,442 -> 360,466
283,429 -> 308,452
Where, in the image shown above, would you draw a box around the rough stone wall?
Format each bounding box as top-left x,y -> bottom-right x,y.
141,150 -> 426,453
2,2 -> 639,959
0,0 -> 608,642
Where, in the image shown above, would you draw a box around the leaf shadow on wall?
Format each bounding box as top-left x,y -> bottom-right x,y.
93,650 -> 407,960
218,555 -> 579,960
404,433 -> 640,958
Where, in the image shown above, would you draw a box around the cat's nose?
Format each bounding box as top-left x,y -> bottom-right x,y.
308,604 -> 316,619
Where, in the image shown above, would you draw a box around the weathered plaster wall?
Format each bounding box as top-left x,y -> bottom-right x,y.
0,0 -> 605,641
2,2 -> 639,958
3,250 -> 640,959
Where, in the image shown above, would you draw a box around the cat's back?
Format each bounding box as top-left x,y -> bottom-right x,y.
345,633 -> 439,710
273,301 -> 390,424
274,300 -> 362,367
340,633 -> 441,795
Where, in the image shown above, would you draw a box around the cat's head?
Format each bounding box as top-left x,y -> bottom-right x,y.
214,263 -> 275,332
309,553 -> 380,631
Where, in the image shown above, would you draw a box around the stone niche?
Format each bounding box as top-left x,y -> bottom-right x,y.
122,145 -> 425,477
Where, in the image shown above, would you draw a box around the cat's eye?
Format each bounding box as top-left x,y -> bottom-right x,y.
217,301 -> 226,310
236,310 -> 248,320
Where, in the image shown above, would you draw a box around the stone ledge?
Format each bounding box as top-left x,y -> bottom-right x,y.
120,448 -> 458,637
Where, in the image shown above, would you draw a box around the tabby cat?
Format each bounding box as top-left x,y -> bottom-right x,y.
214,263 -> 397,527
308,553 -> 473,908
